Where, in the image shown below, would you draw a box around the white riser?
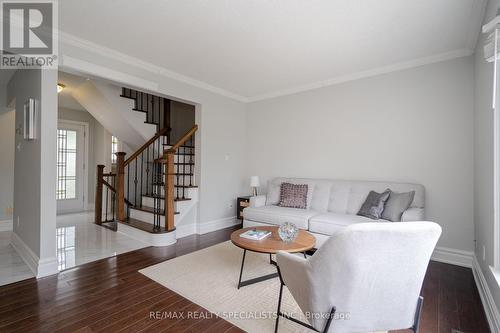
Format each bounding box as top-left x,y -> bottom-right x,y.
130,187 -> 198,229
130,208 -> 174,225
141,188 -> 197,207
117,222 -> 176,247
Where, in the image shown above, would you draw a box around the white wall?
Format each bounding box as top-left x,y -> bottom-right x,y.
247,56 -> 474,252
7,69 -> 58,277
60,41 -> 248,227
474,0 -> 500,320
0,83 -> 14,221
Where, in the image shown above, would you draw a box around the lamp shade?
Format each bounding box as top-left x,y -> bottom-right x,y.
250,176 -> 260,187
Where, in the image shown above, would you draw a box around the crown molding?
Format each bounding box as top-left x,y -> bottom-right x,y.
59,31 -> 249,103
247,48 -> 473,102
466,0 -> 488,51
59,32 -> 475,104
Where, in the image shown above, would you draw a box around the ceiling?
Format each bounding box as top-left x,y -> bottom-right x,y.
59,0 -> 486,101
58,71 -> 87,111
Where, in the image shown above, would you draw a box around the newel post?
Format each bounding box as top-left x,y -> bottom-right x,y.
165,149 -> 175,231
95,165 -> 104,225
116,152 -> 126,221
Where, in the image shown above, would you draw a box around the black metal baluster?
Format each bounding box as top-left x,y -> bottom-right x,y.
189,137 -> 193,186
112,175 -> 116,221
134,159 -> 138,207
176,150 -> 180,200
140,151 -> 144,207
127,164 -> 130,210
182,146 -> 186,199
146,146 -> 150,195
105,175 -> 109,221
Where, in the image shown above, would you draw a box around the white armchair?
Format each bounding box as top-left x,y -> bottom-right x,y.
275,221 -> 441,333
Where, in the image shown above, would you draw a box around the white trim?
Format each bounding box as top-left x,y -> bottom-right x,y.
59,31 -> 477,103
0,219 -> 13,231
10,232 -> 59,278
431,246 -> 474,268
197,216 -> 240,235
57,120 -> 89,213
59,32 -> 246,102
472,256 -> 500,332
248,49 -> 472,102
466,0 -> 488,51
60,55 -> 159,93
117,223 -> 176,247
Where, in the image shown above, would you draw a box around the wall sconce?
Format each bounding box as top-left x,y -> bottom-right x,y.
23,98 -> 37,140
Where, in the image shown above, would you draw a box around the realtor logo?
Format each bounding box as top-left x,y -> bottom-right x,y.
1,0 -> 58,69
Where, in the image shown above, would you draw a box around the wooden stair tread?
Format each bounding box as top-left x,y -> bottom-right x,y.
143,194 -> 192,201
151,182 -> 197,188
130,205 -> 180,215
118,218 -> 172,234
163,143 -> 195,148
153,159 -> 194,164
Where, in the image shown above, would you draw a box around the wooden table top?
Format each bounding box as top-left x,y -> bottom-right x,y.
230,226 -> 316,254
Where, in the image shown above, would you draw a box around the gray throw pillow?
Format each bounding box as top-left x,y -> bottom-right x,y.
278,183 -> 308,209
357,190 -> 391,220
382,190 -> 415,222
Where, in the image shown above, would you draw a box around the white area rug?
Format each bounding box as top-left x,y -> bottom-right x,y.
140,241 -> 386,333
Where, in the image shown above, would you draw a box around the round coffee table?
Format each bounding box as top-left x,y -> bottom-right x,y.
231,226 -> 315,289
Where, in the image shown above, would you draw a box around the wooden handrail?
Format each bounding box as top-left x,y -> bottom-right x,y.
102,180 -> 116,193
169,125 -> 198,151
124,127 -> 170,166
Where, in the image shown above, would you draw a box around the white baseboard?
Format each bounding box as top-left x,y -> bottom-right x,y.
176,223 -> 197,238
197,216 -> 240,235
11,232 -> 59,278
0,219 -> 13,231
431,246 -> 473,268
472,256 -> 500,332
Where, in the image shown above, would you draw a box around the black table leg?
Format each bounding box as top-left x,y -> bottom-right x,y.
237,249 -> 279,289
237,249 -> 247,289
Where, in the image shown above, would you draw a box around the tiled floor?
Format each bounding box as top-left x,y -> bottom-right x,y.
0,231 -> 34,286
0,212 -> 148,286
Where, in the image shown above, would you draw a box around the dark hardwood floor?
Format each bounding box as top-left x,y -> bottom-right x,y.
0,225 -> 490,333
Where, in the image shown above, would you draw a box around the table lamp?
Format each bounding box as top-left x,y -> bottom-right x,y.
250,176 -> 260,196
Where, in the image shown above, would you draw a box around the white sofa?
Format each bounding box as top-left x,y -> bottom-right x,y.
243,177 -> 425,248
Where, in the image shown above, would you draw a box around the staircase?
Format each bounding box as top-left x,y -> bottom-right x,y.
95,88 -> 198,246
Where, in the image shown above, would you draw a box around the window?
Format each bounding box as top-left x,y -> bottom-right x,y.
111,135 -> 119,164
56,129 -> 77,199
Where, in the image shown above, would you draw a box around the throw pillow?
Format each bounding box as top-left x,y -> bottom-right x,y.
382,190 -> 416,222
357,190 -> 391,220
278,183 -> 308,209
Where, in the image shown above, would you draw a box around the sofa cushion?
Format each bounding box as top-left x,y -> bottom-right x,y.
357,189 -> 391,219
266,178 -> 315,209
382,190 -> 416,222
309,213 -> 388,236
278,183 -> 308,209
243,206 -> 318,229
